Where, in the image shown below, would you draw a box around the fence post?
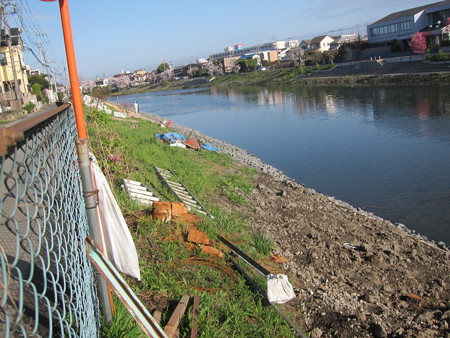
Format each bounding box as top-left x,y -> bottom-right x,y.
41,0 -> 114,322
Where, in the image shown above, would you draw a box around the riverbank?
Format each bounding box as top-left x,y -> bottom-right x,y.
111,60 -> 450,96
212,60 -> 450,87
100,96 -> 450,337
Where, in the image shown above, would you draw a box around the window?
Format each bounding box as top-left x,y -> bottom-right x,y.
0,53 -> 6,66
371,21 -> 411,37
390,24 -> 398,33
400,21 -> 411,31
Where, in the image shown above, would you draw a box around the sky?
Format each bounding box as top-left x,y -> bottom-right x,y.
20,0 -> 442,81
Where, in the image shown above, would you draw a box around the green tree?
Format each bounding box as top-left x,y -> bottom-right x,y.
91,87 -> 110,109
237,59 -> 258,72
157,62 -> 170,74
28,74 -> 50,89
32,83 -> 42,100
91,87 -> 109,102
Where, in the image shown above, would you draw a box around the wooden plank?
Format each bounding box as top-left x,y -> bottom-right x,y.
190,295 -> 200,338
153,310 -> 162,325
164,295 -> 190,338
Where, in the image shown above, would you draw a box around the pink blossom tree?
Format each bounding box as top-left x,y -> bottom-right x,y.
146,72 -> 157,84
408,32 -> 427,54
205,60 -> 223,76
287,47 -> 305,66
107,76 -> 130,90
159,69 -> 174,82
79,80 -> 96,94
231,63 -> 241,74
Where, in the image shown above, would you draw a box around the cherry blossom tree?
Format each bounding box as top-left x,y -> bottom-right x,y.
287,47 -> 304,66
107,76 -> 130,90
146,72 -> 157,83
159,69 -> 174,82
231,63 -> 241,74
79,80 -> 96,94
205,60 -> 223,76
408,32 -> 427,54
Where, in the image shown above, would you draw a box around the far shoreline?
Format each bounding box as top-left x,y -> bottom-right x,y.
111,61 -> 450,97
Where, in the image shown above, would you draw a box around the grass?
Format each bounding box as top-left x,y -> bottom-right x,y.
101,297 -> 145,337
86,106 -> 298,337
252,232 -> 275,256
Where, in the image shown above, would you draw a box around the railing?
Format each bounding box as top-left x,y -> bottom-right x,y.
0,104 -> 99,337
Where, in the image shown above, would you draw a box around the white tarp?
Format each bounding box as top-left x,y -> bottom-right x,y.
90,154 -> 141,280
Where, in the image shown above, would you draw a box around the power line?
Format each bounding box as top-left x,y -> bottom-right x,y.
12,0 -> 65,83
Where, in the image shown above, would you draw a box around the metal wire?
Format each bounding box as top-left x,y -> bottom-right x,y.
0,106 -> 100,337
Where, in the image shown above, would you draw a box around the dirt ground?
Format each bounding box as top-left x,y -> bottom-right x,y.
240,172 -> 450,337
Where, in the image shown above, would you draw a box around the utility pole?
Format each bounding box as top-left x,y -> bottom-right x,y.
0,0 -> 22,106
37,34 -> 57,102
37,33 -> 52,78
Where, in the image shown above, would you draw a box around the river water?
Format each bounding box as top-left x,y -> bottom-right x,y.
120,85 -> 450,245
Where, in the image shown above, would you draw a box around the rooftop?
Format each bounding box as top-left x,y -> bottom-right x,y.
370,0 -> 450,25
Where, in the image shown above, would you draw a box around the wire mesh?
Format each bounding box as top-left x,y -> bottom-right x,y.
0,106 -> 99,337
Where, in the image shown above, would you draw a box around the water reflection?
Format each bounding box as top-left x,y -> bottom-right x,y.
210,85 -> 450,141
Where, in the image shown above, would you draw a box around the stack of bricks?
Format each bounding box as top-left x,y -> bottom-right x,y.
152,201 -> 223,257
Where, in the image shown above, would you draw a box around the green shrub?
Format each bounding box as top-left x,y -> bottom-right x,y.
427,49 -> 449,62
22,102 -> 35,114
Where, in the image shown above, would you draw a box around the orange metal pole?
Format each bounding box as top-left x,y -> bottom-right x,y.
41,0 -> 113,321
58,0 -> 87,139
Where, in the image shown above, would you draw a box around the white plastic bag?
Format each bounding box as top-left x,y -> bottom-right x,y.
267,274 -> 296,304
90,155 -> 141,280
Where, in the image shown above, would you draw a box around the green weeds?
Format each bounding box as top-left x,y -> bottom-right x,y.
252,232 -> 275,256
101,298 -> 144,338
87,107 -> 298,337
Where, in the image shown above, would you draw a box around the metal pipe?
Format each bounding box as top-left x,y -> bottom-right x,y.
41,0 -> 113,321
76,139 -> 113,322
57,0 -> 87,139
219,236 -> 271,277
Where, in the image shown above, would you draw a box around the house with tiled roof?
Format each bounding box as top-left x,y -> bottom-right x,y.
300,40 -> 312,52
310,35 -> 335,52
367,0 -> 450,47
330,33 -> 359,50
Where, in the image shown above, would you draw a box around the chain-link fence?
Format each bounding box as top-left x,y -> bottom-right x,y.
0,104 -> 100,337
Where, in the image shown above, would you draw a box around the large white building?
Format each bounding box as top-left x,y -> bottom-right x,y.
367,0 -> 450,47
209,40 -> 298,61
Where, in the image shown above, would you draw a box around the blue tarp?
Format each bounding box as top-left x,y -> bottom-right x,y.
156,132 -> 186,143
201,143 -> 220,152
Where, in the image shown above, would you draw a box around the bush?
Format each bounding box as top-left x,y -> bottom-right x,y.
427,49 -> 449,62
32,83 -> 42,100
22,102 -> 35,114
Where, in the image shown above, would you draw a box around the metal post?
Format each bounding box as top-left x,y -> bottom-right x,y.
41,0 -> 113,322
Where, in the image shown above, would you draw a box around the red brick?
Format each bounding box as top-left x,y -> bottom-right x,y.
200,245 -> 224,258
188,228 -> 211,245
